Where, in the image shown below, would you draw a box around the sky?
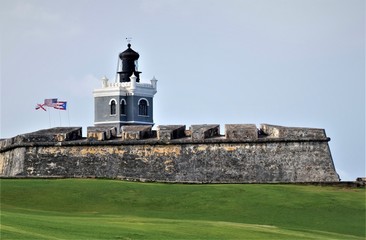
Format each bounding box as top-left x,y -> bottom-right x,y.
0,0 -> 364,181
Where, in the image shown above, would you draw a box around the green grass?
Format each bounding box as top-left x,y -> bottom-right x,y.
1,179 -> 365,239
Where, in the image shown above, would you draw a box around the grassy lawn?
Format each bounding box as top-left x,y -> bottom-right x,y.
1,179 -> 365,239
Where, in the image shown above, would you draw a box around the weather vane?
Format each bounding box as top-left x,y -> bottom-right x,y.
126,37 -> 132,44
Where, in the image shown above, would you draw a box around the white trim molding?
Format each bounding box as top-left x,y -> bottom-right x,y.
109,98 -> 117,105
93,80 -> 157,98
94,120 -> 154,125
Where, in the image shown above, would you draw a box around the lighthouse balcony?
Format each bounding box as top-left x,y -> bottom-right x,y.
103,81 -> 155,89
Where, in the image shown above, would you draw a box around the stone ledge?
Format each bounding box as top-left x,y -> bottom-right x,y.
157,125 -> 186,141
191,124 -> 220,141
0,135 -> 332,153
24,127 -> 82,142
225,124 -> 258,140
87,126 -> 117,141
0,124 -> 331,152
121,125 -> 153,140
4,176 -> 359,186
260,124 -> 326,139
0,127 -> 82,148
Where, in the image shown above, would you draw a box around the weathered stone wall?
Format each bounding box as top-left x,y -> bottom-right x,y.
0,125 -> 339,183
0,147 -> 26,176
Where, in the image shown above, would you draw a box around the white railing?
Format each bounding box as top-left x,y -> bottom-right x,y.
136,82 -> 154,88
105,81 -> 153,89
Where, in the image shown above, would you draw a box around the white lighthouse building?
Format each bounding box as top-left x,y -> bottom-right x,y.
93,44 -> 157,133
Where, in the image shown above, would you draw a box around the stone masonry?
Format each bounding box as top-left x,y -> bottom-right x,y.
0,124 -> 339,183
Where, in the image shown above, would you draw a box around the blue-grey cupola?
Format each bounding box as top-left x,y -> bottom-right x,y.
118,44 -> 141,82
93,43 -> 158,134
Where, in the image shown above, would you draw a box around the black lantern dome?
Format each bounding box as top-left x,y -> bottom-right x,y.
119,43 -> 140,60
118,44 -> 141,82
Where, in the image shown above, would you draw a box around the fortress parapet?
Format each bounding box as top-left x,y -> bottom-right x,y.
0,127 -> 82,149
122,125 -> 153,140
260,124 -> 326,139
83,124 -> 330,143
225,124 -> 258,141
87,126 -> 117,141
191,125 -> 220,141
0,124 -> 338,183
157,125 -> 186,141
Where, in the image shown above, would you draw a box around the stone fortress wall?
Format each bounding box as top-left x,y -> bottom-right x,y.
0,124 -> 339,183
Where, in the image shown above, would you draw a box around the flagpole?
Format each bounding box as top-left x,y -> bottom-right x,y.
67,106 -> 70,127
59,109 -> 62,126
48,109 -> 51,128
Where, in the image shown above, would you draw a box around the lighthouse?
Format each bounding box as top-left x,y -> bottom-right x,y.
93,44 -> 157,133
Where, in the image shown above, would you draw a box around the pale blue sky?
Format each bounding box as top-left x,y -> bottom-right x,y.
0,0 -> 364,180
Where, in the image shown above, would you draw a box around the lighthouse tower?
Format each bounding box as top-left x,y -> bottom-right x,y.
93,44 -> 157,133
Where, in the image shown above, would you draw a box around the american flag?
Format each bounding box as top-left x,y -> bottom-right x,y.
54,101 -> 67,110
44,98 -> 58,107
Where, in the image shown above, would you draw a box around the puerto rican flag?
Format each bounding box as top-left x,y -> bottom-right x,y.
54,101 -> 67,110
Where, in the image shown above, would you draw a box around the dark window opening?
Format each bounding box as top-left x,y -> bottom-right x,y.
110,100 -> 116,115
139,99 -> 148,116
120,100 -> 126,115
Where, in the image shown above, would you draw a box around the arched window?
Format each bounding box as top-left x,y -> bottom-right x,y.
110,99 -> 116,115
138,99 -> 148,116
120,99 -> 126,115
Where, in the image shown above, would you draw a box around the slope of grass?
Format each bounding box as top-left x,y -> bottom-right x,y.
1,179 -> 365,239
